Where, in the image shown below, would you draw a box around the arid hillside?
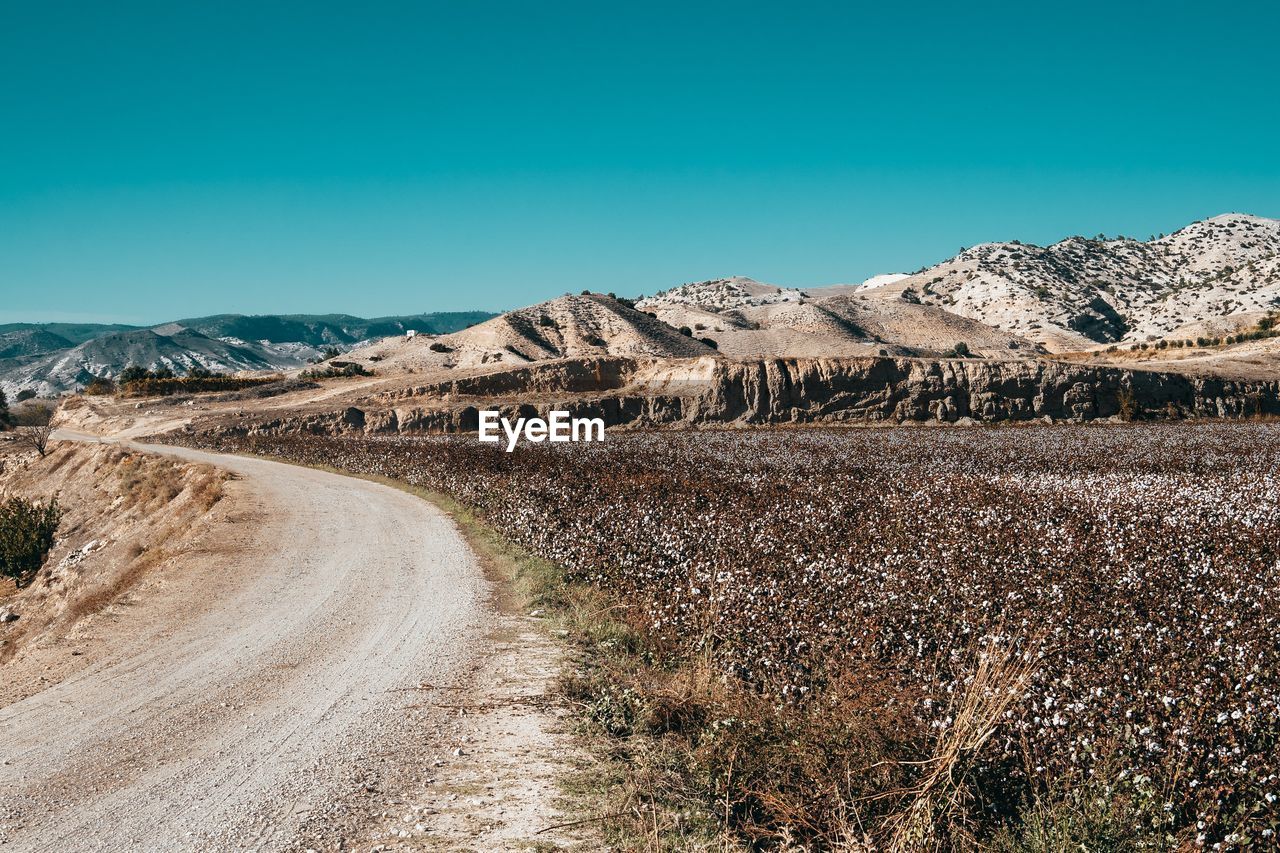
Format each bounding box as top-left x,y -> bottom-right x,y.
858,213 -> 1280,348
634,214 -> 1280,359
346,293 -> 717,372
0,433 -> 230,702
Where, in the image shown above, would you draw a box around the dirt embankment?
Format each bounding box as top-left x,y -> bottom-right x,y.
0,439 -> 229,694
199,355 -> 1280,439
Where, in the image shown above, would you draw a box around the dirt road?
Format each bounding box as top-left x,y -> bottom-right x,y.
0,436 -> 491,851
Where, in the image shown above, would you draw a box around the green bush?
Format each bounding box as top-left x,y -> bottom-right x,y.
0,496 -> 63,587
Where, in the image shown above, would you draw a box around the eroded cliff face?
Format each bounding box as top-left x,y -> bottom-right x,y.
694,358 -> 1279,423
206,357 -> 1280,438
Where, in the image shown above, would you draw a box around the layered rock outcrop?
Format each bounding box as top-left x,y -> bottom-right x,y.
201,356 -> 1280,439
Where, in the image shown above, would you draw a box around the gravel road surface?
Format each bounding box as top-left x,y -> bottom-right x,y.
0,435 -> 489,851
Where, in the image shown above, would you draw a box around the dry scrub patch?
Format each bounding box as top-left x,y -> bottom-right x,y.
0,439 -> 230,700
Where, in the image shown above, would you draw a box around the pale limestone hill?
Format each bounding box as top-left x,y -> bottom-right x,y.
859,213 -> 1280,349
816,294 -> 1040,356
638,288 -> 1037,359
641,277 -> 803,312
348,294 -> 717,372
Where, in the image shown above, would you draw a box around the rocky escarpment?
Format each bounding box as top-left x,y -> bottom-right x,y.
691,358 -> 1280,423
191,356 -> 1280,440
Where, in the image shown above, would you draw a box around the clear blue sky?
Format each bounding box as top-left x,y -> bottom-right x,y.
3,0 -> 1278,324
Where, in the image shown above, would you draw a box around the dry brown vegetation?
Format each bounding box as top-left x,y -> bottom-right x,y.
182,424 -> 1280,850
0,441 -> 230,664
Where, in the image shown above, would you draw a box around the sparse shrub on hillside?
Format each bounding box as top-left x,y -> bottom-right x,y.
428,341 -> 453,353
698,337 -> 718,349
15,390 -> 35,403
83,376 -> 116,395
0,496 -> 62,588
120,372 -> 280,397
678,326 -> 693,337
944,341 -> 972,358
304,347 -> 341,365
537,314 -> 556,328
299,363 -> 371,380
118,365 -> 174,384
0,388 -> 10,429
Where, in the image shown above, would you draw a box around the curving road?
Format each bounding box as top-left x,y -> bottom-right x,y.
0,436 -> 488,851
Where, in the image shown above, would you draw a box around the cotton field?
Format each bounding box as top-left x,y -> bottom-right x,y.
188,423 -> 1280,847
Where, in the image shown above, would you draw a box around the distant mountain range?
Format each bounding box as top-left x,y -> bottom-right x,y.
6,213 -> 1278,397
0,312 -> 495,396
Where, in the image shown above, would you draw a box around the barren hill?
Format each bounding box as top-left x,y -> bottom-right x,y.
816,294 -> 1040,356
349,293 -> 717,371
860,213 -> 1280,349
635,214 -> 1280,358
640,278 -> 1036,359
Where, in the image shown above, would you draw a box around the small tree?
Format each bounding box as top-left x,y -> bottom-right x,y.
1117,388 -> 1137,422
117,365 -> 150,385
15,404 -> 54,457
952,342 -> 971,357
0,496 -> 62,587
0,388 -> 10,430
84,376 -> 117,395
